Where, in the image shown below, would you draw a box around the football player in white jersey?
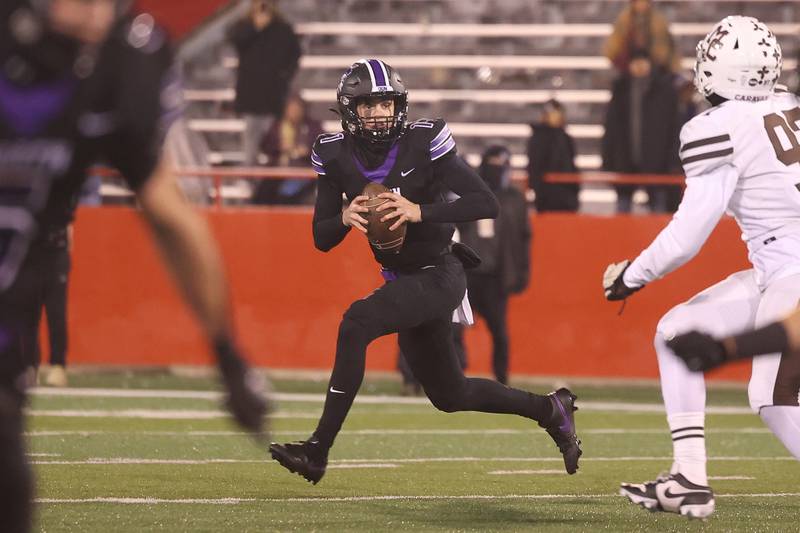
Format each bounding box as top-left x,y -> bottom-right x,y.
603,16 -> 800,519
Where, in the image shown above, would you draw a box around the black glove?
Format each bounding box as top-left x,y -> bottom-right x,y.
602,260 -> 642,301
666,331 -> 728,372
214,337 -> 269,435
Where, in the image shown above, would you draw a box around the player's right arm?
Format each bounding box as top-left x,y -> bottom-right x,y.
604,112 -> 739,299
310,137 -> 367,251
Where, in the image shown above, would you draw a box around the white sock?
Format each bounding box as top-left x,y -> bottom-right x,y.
760,406 -> 800,459
667,412 -> 708,486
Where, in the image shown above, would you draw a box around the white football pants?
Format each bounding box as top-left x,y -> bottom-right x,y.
655,270 -> 800,456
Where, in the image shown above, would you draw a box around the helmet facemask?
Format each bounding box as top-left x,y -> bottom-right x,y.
342,93 -> 407,144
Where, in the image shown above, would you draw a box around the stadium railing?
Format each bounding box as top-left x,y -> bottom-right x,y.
94,166 -> 685,207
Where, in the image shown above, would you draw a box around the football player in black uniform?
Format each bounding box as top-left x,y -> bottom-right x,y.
269,59 -> 582,485
0,2 -> 267,530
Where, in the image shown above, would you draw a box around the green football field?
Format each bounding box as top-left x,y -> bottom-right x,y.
26,372 -> 799,532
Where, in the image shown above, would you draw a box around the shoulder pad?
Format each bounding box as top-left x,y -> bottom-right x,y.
311,132 -> 345,175
408,118 -> 456,161
679,111 -> 734,178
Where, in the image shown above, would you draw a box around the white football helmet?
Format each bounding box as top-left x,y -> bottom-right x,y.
694,16 -> 782,101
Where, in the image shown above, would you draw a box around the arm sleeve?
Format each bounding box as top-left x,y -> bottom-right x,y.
419,119 -> 499,222
311,150 -> 349,251
284,26 -> 302,78
420,154 -> 500,223
623,113 -> 738,287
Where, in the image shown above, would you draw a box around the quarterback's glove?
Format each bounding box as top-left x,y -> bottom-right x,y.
603,260 -> 641,301
214,337 -> 269,436
666,331 -> 728,372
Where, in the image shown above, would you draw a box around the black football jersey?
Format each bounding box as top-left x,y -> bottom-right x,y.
0,15 -> 180,290
311,119 -> 498,271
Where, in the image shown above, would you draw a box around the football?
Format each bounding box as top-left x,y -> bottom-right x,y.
361,182 -> 407,253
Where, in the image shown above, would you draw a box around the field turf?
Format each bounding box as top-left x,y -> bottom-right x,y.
27,372 -> 799,532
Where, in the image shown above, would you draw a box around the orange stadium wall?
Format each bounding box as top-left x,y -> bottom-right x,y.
63,207 -> 753,381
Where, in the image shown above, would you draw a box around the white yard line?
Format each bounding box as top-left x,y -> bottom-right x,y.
489,472 -> 761,479
26,410 -> 319,420
35,493 -> 800,505
31,455 -> 795,466
27,387 -> 757,414
328,463 -> 398,469
25,427 -> 771,437
489,469 -> 566,475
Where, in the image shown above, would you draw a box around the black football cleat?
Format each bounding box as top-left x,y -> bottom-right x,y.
540,388 -> 582,474
269,439 -> 328,484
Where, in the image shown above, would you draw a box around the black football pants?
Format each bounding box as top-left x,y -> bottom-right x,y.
313,255 -> 552,450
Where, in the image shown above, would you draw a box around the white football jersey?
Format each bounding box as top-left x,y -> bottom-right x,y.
625,91 -> 800,289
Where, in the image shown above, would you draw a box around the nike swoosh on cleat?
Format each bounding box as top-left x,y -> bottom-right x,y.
329,387 -> 346,394
553,396 -> 571,433
663,487 -> 710,500
400,168 -> 415,177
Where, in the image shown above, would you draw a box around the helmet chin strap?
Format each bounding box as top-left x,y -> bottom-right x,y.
706,93 -> 728,107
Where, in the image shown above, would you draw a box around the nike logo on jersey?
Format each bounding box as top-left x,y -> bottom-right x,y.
329,387 -> 346,394
400,168 -> 415,177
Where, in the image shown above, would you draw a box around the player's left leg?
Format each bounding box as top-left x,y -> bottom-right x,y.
622,270 -> 761,518
749,272 -> 800,459
270,257 -> 468,483
399,318 -> 581,474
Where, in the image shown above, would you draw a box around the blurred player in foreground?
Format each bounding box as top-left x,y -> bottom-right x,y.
603,17 -> 799,518
0,1 -> 267,531
269,59 -> 581,484
667,308 -> 800,373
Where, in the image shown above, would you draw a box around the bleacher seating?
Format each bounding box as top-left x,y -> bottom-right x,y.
177,0 -> 800,182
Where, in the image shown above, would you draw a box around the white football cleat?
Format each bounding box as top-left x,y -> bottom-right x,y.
620,472 -> 715,519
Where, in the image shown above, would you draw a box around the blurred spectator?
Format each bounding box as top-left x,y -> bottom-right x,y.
676,76 -> 700,127
527,100 -> 579,212
29,226 -> 71,387
604,0 -> 679,74
602,51 -> 682,213
455,145 -> 531,385
791,48 -> 800,96
252,94 -> 323,205
228,0 -> 301,167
